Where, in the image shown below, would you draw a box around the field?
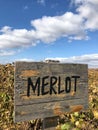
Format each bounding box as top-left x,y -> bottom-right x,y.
0,64 -> 98,130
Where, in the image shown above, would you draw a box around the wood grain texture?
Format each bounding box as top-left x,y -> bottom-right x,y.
14,62 -> 88,122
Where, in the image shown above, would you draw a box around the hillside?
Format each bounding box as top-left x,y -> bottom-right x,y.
0,64 -> 98,130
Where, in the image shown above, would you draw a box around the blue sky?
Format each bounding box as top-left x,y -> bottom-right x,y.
0,0 -> 98,68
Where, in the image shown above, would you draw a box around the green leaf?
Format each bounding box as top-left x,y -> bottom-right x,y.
61,122 -> 71,130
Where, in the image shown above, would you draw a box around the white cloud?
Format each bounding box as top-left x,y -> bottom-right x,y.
0,0 -> 98,51
31,12 -> 86,43
0,50 -> 15,56
75,0 -> 98,30
0,26 -> 12,33
0,27 -> 37,49
15,58 -> 34,62
74,0 -> 98,5
37,0 -> 45,5
0,11 -> 86,49
45,54 -> 98,68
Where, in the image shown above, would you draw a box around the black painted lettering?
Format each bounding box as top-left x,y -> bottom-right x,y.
65,77 -> 71,93
27,77 -> 40,96
50,76 -> 57,95
58,76 -> 64,94
72,76 -> 80,92
42,76 -> 49,95
27,75 -> 80,96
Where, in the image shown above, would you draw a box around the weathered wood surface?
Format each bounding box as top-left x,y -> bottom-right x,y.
14,62 -> 88,122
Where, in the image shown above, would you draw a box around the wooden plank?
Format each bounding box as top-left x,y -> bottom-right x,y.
14,99 -> 88,122
14,62 -> 88,123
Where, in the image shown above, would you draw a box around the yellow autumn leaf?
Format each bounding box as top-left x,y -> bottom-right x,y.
93,110 -> 98,119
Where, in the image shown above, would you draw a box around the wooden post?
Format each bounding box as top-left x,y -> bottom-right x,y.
42,116 -> 59,130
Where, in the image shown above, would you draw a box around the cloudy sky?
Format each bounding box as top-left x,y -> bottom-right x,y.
0,0 -> 98,68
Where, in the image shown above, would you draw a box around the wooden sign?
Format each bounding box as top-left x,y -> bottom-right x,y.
14,62 -> 88,122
